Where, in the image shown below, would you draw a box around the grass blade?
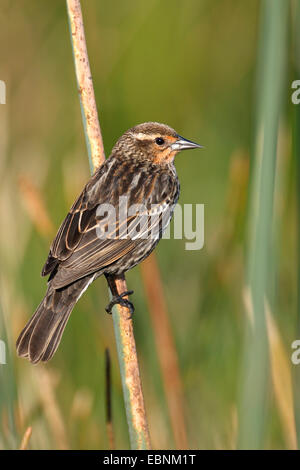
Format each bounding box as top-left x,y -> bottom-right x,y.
238,0 -> 288,449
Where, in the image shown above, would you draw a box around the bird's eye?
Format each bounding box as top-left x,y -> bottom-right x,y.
155,137 -> 165,146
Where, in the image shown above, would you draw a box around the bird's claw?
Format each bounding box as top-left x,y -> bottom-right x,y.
105,290 -> 134,318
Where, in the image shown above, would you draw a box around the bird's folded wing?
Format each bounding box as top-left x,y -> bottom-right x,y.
42,158 -> 178,289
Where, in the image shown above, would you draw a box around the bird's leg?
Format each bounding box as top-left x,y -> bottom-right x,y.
105,290 -> 134,316
105,274 -> 134,317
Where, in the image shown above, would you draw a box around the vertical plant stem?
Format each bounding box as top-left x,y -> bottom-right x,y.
238,0 -> 288,449
107,275 -> 151,449
105,348 -> 115,450
66,0 -> 151,449
66,0 -> 105,171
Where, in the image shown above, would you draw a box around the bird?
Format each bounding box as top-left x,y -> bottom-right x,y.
16,122 -> 201,363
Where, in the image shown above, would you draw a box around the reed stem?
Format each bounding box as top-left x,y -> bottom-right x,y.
238,0 -> 288,449
66,0 -> 151,449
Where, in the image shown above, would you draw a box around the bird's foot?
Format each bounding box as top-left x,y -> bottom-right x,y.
105,290 -> 134,318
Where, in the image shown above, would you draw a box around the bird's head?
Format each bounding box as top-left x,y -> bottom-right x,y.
114,122 -> 202,165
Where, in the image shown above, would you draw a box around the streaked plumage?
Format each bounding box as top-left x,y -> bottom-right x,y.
16,122 -> 201,363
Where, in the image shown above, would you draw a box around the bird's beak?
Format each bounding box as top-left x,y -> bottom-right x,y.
171,135 -> 203,152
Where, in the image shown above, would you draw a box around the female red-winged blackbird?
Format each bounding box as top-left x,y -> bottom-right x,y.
16,122 -> 201,363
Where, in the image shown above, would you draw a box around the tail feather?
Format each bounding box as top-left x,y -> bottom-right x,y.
16,275 -> 95,363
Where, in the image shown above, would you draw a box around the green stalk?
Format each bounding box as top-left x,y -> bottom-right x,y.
65,0 -> 151,449
238,0 -> 288,449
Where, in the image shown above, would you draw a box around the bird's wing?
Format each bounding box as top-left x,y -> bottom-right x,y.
42,157 -> 178,289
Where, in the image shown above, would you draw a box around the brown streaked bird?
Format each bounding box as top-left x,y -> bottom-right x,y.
16,122 -> 202,363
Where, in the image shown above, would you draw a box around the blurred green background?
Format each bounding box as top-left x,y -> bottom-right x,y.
0,0 -> 298,449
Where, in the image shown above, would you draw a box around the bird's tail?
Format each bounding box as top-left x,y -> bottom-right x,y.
16,275 -> 95,363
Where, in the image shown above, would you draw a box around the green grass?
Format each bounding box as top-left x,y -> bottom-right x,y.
238,0 -> 289,449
